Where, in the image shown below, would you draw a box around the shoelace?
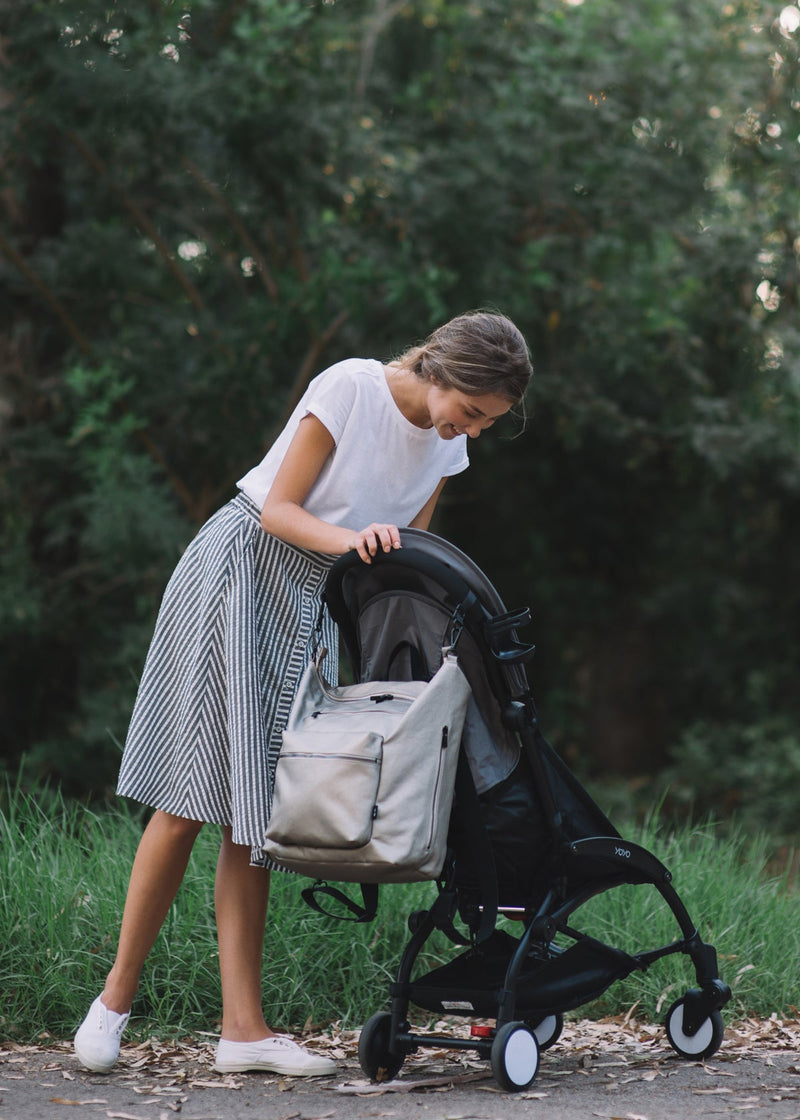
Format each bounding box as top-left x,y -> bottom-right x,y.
99,1010 -> 129,1037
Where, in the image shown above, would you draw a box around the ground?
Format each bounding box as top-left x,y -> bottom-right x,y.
2,1016 -> 800,1120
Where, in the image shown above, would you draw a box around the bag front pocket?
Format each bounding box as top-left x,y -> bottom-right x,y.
268,730 -> 383,849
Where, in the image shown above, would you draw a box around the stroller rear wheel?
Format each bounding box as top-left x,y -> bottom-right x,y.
358,1011 -> 407,1082
490,1022 -> 540,1091
665,997 -> 724,1059
527,1011 -> 564,1051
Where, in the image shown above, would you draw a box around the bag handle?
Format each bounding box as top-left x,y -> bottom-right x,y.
300,880 -> 379,923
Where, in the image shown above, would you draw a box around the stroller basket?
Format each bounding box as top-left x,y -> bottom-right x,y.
320,528 -> 731,1092
409,928 -> 638,1019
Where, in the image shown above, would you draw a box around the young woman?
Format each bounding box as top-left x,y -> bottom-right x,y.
74,310 -> 533,1077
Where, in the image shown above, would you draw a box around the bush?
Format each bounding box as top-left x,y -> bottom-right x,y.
665,716 -> 800,840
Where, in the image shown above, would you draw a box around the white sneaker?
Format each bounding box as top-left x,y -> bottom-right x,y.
214,1035 -> 337,1076
74,995 -> 130,1073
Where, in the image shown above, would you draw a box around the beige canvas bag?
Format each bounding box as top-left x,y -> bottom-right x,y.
263,649 -> 471,884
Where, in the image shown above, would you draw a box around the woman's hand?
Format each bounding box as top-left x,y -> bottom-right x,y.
349,523 -> 402,564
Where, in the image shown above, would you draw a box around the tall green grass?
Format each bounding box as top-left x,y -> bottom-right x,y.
0,783 -> 796,1043
0,782 -> 440,1043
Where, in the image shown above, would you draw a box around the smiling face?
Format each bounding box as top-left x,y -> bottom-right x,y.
425,384 -> 514,440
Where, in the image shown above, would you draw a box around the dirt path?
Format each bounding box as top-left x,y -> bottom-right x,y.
3,1016 -> 799,1120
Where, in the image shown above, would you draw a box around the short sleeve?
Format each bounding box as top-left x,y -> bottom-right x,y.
445,443 -> 469,476
302,362 -> 359,445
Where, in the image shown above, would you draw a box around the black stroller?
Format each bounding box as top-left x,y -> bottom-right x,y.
319,528 -> 731,1092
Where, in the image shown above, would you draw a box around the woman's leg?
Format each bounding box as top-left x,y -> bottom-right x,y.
208,830 -> 337,1075
102,809 -> 204,1013
215,827 -> 272,1041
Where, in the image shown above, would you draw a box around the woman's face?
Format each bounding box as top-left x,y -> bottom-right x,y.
425,384 -> 513,440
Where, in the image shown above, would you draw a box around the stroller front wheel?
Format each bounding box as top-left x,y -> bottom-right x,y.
358,1011 -> 406,1082
491,1022 -> 540,1091
665,998 -> 725,1059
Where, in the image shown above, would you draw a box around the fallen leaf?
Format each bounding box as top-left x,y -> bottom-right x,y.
48,1100 -> 108,1107
334,1070 -> 493,1095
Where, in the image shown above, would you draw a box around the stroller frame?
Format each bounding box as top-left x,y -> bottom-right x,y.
322,529 -> 731,1091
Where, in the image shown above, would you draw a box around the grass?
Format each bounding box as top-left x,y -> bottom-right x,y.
0,782 -> 797,1044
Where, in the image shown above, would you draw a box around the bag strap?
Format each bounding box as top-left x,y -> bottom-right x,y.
300,880 -> 379,923
452,750 -> 499,944
427,886 -> 472,946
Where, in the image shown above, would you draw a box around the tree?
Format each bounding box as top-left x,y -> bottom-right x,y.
2,0 -> 799,816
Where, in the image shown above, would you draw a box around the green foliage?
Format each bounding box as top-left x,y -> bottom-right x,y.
1,0 -> 799,807
665,710 -> 800,839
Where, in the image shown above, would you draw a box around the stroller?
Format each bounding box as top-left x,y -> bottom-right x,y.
319,528 -> 731,1092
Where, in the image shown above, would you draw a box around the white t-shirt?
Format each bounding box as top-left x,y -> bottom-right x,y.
237,359 -> 469,531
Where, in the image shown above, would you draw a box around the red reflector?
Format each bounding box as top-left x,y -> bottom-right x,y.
470,1025 -> 493,1038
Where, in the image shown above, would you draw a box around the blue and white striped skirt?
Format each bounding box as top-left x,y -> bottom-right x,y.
116,493 -> 338,866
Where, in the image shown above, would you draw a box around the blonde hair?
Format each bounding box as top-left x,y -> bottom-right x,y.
398,311 -> 532,405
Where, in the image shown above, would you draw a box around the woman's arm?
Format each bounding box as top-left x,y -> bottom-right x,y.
409,478 -> 447,531
260,414 -> 401,562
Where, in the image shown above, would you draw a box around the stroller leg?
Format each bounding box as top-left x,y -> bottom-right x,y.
658,879 -> 732,1009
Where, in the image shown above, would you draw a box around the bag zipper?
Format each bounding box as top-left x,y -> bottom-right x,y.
315,689 -> 418,706
309,704 -> 406,720
314,667 -> 419,707
280,751 -> 380,763
425,725 -> 449,850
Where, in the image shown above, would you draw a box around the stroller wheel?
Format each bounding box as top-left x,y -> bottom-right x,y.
665,997 -> 725,1059
527,1011 -> 564,1051
358,1011 -> 406,1082
490,1022 -> 540,1092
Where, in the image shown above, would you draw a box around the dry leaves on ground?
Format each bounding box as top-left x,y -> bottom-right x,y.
2,1013 -> 800,1104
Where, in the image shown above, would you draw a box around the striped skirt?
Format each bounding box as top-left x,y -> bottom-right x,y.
116,493 -> 338,866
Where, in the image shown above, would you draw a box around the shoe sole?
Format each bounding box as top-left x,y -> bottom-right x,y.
213,1061 -> 336,1076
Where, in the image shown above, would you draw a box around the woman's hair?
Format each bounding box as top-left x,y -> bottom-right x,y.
398,310 -> 532,405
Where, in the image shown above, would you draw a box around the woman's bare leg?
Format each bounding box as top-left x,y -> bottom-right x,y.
101,809 -> 204,1013
215,827 -> 273,1041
